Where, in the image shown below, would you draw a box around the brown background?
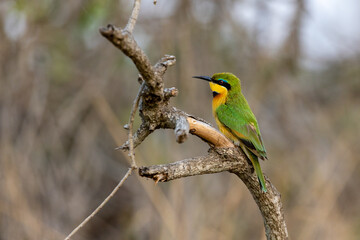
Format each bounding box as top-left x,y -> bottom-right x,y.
1,0 -> 359,239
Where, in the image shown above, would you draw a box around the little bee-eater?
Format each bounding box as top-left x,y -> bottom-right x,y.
193,73 -> 267,192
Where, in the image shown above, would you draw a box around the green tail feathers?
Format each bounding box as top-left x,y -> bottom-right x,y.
242,147 -> 267,192
253,157 -> 267,193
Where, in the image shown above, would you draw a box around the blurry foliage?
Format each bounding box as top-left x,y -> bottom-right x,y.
0,0 -> 359,239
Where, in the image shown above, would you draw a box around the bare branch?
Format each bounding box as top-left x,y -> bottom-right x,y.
117,100 -> 287,239
231,170 -> 288,239
164,87 -> 178,101
139,148 -> 243,181
128,83 -> 145,168
125,0 -> 142,33
98,3 -> 288,239
154,54 -> 176,76
139,147 -> 288,239
187,117 -> 234,147
120,110 -> 231,149
99,25 -> 163,96
65,168 -> 133,240
117,122 -> 153,151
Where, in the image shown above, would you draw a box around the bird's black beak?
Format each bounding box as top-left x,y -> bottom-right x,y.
192,76 -> 213,82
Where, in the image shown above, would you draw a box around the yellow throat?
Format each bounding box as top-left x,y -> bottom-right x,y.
209,82 -> 228,115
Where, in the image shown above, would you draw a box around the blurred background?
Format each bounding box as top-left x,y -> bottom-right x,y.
1,0 -> 360,239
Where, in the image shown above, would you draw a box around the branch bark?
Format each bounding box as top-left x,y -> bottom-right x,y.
100,25 -> 163,96
139,148 -> 244,181
100,4 -> 288,239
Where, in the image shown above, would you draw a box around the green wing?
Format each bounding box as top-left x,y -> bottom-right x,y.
216,104 -> 267,159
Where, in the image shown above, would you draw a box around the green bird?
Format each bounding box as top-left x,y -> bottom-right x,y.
193,72 -> 267,192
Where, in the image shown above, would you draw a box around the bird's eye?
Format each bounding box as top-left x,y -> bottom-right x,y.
219,80 -> 223,84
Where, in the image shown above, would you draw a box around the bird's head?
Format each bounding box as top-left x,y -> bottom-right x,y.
193,72 -> 241,98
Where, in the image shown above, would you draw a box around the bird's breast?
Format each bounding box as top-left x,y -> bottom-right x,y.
212,94 -> 239,144
214,115 -> 240,144
211,93 -> 227,116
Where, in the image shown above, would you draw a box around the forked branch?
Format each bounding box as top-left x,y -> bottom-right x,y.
75,1 -> 290,239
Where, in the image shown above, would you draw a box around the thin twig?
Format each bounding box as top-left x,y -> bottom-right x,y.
64,168 -> 133,240
128,83 -> 145,168
125,0 -> 142,33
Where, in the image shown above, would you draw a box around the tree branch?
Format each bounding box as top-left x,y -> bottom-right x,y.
99,25 -> 163,96
98,3 -> 289,239
232,170 -> 288,239
187,116 -> 234,147
154,54 -> 176,76
139,148 -> 243,181
139,144 -> 288,239
117,122 -> 152,151
127,83 -> 145,168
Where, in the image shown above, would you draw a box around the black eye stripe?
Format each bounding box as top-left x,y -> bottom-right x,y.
216,80 -> 231,90
223,82 -> 231,90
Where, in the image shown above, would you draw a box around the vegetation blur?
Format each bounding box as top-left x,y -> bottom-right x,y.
1,0 -> 359,239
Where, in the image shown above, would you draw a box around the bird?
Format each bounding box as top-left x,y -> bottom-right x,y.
193,72 -> 267,192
